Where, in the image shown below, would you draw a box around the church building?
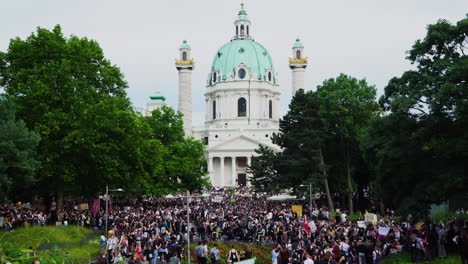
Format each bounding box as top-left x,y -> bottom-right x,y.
148,4 -> 308,187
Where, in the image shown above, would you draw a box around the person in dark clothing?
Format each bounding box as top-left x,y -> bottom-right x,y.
460,223 -> 468,264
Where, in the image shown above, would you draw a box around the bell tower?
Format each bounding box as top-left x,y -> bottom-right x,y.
175,40 -> 194,136
289,38 -> 308,95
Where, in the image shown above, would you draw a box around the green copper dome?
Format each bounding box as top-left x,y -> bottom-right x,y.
180,40 -> 190,49
148,92 -> 166,103
210,39 -> 275,83
293,38 -> 303,48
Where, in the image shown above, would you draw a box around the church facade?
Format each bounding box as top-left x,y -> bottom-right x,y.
149,4 -> 308,187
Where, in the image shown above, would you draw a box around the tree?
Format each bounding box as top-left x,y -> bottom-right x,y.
250,89 -> 335,211
368,15 -> 468,216
0,96 -> 40,201
316,74 -> 379,214
144,106 -> 209,194
247,145 -> 283,194
0,25 -> 130,206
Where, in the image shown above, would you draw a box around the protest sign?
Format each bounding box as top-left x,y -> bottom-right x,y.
291,205 -> 303,216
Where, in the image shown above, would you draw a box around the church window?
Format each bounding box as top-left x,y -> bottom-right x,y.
240,25 -> 245,37
269,100 -> 273,119
236,26 -> 239,36
182,51 -> 187,60
268,72 -> 272,82
238,68 -> 246,79
247,25 -> 249,36
213,72 -> 217,83
238,97 -> 247,117
296,50 -> 301,59
212,100 -> 216,119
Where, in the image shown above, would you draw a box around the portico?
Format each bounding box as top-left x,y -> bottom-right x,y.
208,155 -> 251,187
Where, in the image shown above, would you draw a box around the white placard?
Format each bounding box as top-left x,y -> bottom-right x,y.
379,227 -> 390,236
364,214 -> 377,223
213,195 -> 223,203
357,221 -> 366,229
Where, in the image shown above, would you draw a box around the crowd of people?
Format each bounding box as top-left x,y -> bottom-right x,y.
1,187 -> 467,264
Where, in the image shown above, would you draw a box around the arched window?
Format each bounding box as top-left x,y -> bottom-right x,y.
182,51 -> 187,60
247,25 -> 249,36
240,25 -> 245,37
236,26 -> 239,36
212,100 -> 216,120
269,100 -> 273,119
238,68 -> 246,79
213,72 -> 217,83
296,50 -> 301,59
238,97 -> 247,117
268,72 -> 272,82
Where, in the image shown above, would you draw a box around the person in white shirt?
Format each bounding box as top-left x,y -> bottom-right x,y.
304,254 -> 314,264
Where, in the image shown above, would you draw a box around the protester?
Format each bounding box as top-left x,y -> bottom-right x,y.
1,187 -> 466,264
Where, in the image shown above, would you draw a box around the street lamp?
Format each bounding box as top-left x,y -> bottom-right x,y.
299,183 -> 313,215
104,185 -> 123,264
171,191 -> 209,264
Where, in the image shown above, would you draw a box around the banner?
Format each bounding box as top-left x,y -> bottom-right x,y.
234,258 -> 256,264
291,205 -> 303,216
79,203 -> 89,210
364,213 -> 377,223
92,199 -> 99,216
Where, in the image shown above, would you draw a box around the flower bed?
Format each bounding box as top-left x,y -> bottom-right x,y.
182,242 -> 272,264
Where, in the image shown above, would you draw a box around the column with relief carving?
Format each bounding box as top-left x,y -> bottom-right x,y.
208,157 -> 213,185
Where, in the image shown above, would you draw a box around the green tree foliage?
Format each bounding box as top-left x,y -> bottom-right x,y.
247,145 -> 283,194
250,75 -> 378,212
366,15 -> 468,216
144,106 -> 209,194
0,25 -> 208,204
0,96 -> 40,201
250,90 -> 335,211
0,25 -> 130,204
316,74 -> 379,213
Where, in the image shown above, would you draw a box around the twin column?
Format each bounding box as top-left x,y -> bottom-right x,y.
207,156 -> 251,186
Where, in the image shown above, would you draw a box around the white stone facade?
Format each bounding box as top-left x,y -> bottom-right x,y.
171,5 -> 307,187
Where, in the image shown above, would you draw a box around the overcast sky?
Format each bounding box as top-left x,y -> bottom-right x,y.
1,0 -> 467,125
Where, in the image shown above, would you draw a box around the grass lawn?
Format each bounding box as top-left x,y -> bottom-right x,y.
380,254 -> 461,264
0,226 -> 100,264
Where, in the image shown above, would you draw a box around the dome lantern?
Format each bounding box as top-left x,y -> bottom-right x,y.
234,2 -> 251,39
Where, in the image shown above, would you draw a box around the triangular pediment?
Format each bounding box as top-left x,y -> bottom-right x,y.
209,134 -> 276,151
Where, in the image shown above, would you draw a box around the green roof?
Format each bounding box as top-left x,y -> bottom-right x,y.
236,5 -> 249,22
239,6 -> 247,16
180,40 -> 190,49
211,39 -> 275,83
149,92 -> 166,103
293,38 -> 303,48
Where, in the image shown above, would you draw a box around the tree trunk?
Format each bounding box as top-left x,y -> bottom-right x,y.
319,145 -> 334,212
346,148 -> 354,214
379,199 -> 385,215
56,184 -> 64,209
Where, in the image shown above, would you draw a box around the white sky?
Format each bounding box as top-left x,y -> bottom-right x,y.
1,0 -> 467,125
